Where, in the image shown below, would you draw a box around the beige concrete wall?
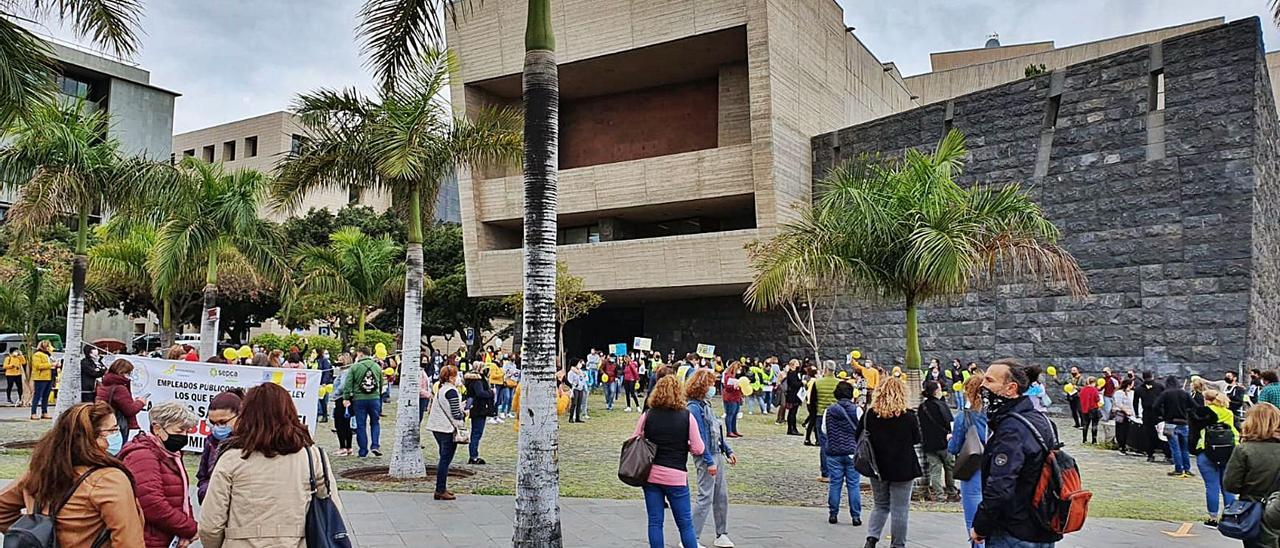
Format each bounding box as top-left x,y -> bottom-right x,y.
172,112 -> 391,221
929,42 -> 1054,71
905,18 -> 1222,105
718,63 -> 752,146
1268,51 -> 1280,116
448,0 -> 749,84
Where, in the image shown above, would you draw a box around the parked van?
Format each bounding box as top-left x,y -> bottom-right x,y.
0,333 -> 64,355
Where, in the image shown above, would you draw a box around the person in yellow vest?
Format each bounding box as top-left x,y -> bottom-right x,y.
30,340 -> 55,420
4,348 -> 26,405
859,359 -> 881,404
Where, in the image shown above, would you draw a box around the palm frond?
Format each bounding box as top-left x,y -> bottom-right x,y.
29,0 -> 143,56
0,18 -> 54,127
356,0 -> 465,91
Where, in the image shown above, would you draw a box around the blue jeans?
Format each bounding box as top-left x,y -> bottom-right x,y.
30,380 -> 52,416
985,535 -> 1054,548
318,395 -> 329,419
352,399 -> 381,457
960,472 -> 984,547
724,402 -> 741,434
419,397 -> 430,423
826,454 -> 862,519
432,431 -> 458,493
469,415 -> 487,460
817,427 -> 829,478
642,483 -> 696,548
1102,396 -> 1113,418
1197,453 -> 1236,515
1169,424 -> 1191,473
954,391 -> 967,410
604,380 -> 617,409
494,386 -> 509,414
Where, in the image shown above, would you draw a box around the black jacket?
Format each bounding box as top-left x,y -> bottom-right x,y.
79,356 -> 106,402
1188,405 -> 1220,457
917,397 -> 953,452
973,396 -> 1062,544
1133,381 -> 1164,419
1154,388 -> 1194,425
853,408 -> 922,482
463,371 -> 496,418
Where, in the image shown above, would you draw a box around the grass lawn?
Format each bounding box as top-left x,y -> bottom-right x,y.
0,394 -> 1210,522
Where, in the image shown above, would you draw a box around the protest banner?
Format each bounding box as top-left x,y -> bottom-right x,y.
633,337 -> 652,352
608,343 -> 627,356
106,355 -> 321,453
696,344 -> 716,358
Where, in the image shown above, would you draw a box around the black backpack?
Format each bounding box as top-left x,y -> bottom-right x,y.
1203,422 -> 1236,466
3,468 -> 110,548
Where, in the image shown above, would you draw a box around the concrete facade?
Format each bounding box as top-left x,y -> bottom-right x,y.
805,19 -> 1280,376
448,0 -> 917,300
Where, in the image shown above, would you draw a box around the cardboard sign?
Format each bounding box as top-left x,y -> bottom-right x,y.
633,337 -> 652,351
608,343 -> 627,356
696,344 -> 716,358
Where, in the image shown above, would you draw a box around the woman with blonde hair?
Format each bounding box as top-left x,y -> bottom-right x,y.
853,376 -> 921,548
1225,403 -> 1280,547
1189,389 -> 1239,528
634,375 -> 705,548
29,339 -> 55,420
949,371 -> 988,547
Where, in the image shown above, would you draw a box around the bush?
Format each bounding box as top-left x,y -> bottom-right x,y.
306,335 -> 343,357
355,329 -> 396,352
249,333 -> 283,351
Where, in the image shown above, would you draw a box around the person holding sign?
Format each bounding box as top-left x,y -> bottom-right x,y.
119,402 -> 199,548
339,347 -> 385,458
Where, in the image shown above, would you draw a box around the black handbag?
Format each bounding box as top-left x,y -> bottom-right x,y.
618,435 -> 658,487
953,411 -> 985,481
304,447 -> 352,548
853,416 -> 880,478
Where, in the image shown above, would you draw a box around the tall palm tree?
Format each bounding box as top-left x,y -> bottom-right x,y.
273,48 -> 521,479
1,0 -> 143,125
746,130 -> 1089,370
293,227 -> 405,343
512,2 -> 562,543
89,220 -> 203,349
0,259 -> 66,406
0,99 -> 163,416
155,157 -> 286,360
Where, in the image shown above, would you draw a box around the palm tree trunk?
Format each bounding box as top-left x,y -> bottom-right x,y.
514,1 -> 563,544
160,298 -> 173,350
904,299 -> 921,370
199,254 -> 220,360
55,213 -> 89,417
390,189 -> 426,479
356,310 -> 367,344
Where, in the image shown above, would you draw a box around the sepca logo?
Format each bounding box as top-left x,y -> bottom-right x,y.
210,368 -> 239,380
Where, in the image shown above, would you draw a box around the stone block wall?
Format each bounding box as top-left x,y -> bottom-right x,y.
805,18 -> 1279,376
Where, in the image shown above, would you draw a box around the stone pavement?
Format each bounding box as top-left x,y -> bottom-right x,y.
340,491 -> 1234,547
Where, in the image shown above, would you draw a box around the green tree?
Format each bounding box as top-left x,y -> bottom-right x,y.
0,0 -> 144,125
421,269 -> 506,355
746,131 -> 1089,370
0,259 -> 66,405
292,227 -> 405,343
274,46 -> 520,479
152,157 -> 286,360
0,99 -> 165,416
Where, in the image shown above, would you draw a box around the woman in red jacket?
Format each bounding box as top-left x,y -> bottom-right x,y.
96,359 -> 147,442
722,361 -> 745,438
1078,376 -> 1102,445
119,401 -> 199,548
623,357 -> 641,411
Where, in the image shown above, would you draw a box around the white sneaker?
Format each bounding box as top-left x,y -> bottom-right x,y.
737,412 -> 744,419
496,417 -> 505,423
486,417 -> 497,425
625,407 -> 632,412
714,534 -> 735,547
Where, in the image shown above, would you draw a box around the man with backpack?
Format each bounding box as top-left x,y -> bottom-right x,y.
973,358 -> 1088,547
340,347 -> 385,457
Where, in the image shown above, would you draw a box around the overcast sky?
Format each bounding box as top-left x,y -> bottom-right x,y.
24,0 -> 1280,134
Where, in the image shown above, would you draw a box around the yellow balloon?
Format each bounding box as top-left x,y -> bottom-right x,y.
634,382 -> 640,390
601,374 -> 609,383
222,348 -> 238,361
1096,378 -> 1105,388
851,350 -> 862,360
715,364 -> 724,372
740,382 -> 754,396
852,388 -> 861,399
952,382 -> 963,392
892,366 -> 902,376
837,371 -> 849,379
237,346 -> 252,359
1046,366 -> 1057,377
1064,383 -> 1076,394
383,367 -> 396,376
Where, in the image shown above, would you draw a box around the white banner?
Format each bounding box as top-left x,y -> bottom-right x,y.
106,355 -> 321,453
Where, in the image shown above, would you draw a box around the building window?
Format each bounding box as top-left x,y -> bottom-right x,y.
202,145 -> 215,162
1149,70 -> 1165,111
245,136 -> 258,158
182,149 -> 195,157
223,140 -> 236,162
55,75 -> 90,98
557,225 -> 601,245
290,134 -> 307,154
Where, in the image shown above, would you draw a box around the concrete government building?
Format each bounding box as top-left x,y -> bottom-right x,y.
447,1 -> 1279,376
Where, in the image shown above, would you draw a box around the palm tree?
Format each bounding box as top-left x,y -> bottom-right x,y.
0,259 -> 66,406
273,47 -> 521,480
155,157 -> 286,360
1,0 -> 143,125
89,220 -> 203,349
746,130 -> 1089,370
292,227 -> 405,343
0,99 -> 164,416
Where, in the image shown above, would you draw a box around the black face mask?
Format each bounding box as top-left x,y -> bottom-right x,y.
162,434 -> 188,453
980,387 -> 1017,415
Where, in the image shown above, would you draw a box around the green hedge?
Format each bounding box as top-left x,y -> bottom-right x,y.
354,329 -> 396,352
249,333 -> 343,356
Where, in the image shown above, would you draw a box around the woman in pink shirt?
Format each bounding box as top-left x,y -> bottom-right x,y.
632,375 -> 704,548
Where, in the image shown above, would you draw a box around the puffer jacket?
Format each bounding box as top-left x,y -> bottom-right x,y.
96,372 -> 144,429
463,371 -> 495,418
119,433 -> 197,547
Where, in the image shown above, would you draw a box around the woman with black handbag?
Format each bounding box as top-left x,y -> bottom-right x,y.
948,372 -> 988,548
198,383 -> 346,548
853,376 -> 921,548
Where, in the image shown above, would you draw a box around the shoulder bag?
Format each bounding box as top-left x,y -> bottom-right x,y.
435,386 -> 470,443
953,410 -> 985,481
853,412 -> 881,478
304,446 -> 352,548
3,468 -> 111,548
618,412 -> 658,487
1221,461 -> 1280,540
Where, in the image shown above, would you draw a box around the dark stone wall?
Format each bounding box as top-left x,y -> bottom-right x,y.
802,19 -> 1279,376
